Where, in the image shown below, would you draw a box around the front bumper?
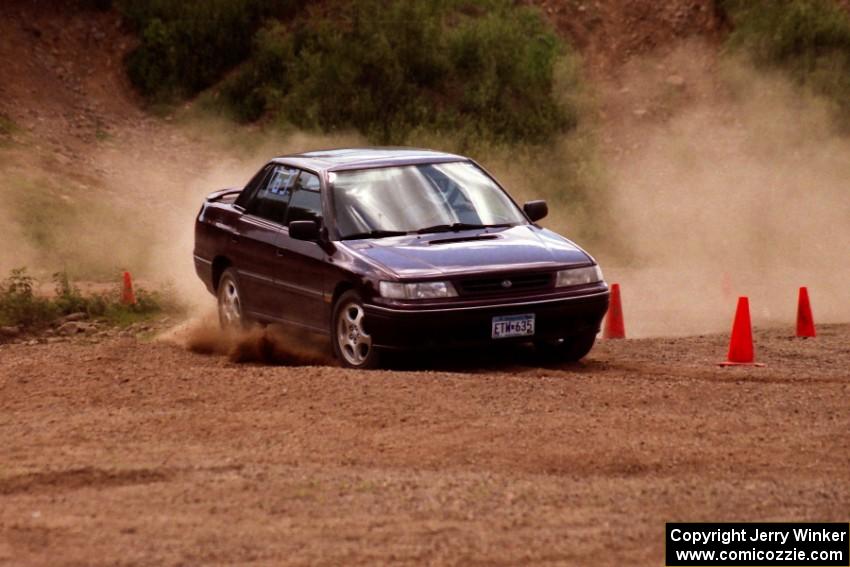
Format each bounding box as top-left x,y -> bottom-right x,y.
363,289 -> 610,350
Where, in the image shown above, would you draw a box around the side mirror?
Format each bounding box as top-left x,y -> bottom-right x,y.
289,220 -> 320,241
523,200 -> 548,222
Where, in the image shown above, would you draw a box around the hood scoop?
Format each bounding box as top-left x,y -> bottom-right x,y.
427,234 -> 500,246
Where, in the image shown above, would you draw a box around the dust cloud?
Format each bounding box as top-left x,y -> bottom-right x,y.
596,46 -> 850,336
97,127 -> 356,364
162,313 -> 332,366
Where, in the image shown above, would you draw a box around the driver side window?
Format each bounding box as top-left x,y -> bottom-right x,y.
246,165 -> 298,225
287,171 -> 323,225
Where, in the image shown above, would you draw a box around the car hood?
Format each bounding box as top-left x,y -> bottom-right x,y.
343,225 -> 593,278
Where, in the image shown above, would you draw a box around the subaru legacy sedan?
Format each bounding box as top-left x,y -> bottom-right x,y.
193,148 -> 609,368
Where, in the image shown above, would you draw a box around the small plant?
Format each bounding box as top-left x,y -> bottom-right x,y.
0,268 -> 57,328
53,270 -> 86,314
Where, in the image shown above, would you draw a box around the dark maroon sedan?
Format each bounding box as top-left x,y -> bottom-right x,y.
193,148 -> 609,368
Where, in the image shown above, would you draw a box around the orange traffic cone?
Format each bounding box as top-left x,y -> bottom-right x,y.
603,283 -> 625,339
121,271 -> 137,305
796,286 -> 816,338
719,296 -> 765,367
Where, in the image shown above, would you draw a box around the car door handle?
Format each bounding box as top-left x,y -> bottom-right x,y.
230,235 -> 240,244
275,248 -> 286,257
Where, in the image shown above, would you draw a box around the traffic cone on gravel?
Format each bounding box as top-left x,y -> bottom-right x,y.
796,286 -> 816,338
603,283 -> 626,339
719,296 -> 764,367
121,271 -> 136,305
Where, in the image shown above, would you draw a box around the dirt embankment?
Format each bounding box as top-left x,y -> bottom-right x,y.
0,1 -> 143,159
528,0 -> 726,73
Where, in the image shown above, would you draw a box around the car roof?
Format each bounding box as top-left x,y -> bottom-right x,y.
271,147 -> 467,173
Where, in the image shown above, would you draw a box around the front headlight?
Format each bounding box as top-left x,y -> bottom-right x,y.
379,281 -> 459,299
555,265 -> 604,287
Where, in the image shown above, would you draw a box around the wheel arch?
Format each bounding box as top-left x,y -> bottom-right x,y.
331,280 -> 362,307
211,256 -> 232,292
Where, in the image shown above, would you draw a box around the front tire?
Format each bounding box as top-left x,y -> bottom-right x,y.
217,268 -> 246,330
536,331 -> 597,362
332,291 -> 380,369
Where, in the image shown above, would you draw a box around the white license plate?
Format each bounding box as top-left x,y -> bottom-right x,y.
491,314 -> 535,339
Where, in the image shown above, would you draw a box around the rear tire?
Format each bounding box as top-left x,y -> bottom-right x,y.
332,291 -> 381,369
536,331 -> 597,362
217,268 -> 246,330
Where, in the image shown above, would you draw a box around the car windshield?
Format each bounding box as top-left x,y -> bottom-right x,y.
331,161 -> 526,239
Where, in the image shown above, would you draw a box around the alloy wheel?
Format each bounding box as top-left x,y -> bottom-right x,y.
336,301 -> 372,366
218,276 -> 242,329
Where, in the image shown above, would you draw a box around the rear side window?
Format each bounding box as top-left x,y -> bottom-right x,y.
235,164 -> 272,209
287,171 -> 323,225
247,165 -> 298,224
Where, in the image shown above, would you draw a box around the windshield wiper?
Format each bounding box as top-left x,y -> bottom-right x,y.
339,229 -> 410,241
415,222 -> 513,234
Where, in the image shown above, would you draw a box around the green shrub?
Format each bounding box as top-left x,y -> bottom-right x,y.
446,4 -> 572,143
221,0 -> 573,144
119,0 -> 574,143
53,271 -> 95,316
239,0 -> 450,141
119,0 -> 303,100
723,0 -> 850,124
220,22 -> 296,122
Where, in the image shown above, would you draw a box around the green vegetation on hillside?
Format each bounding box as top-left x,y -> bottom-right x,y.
119,0 -> 575,145
722,0 -> 850,125
118,0 -> 304,99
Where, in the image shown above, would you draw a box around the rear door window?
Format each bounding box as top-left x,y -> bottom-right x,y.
286,171 -> 323,225
246,165 -> 298,225
235,164 -> 272,209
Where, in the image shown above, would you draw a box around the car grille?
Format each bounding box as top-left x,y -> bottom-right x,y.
455,272 -> 554,296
